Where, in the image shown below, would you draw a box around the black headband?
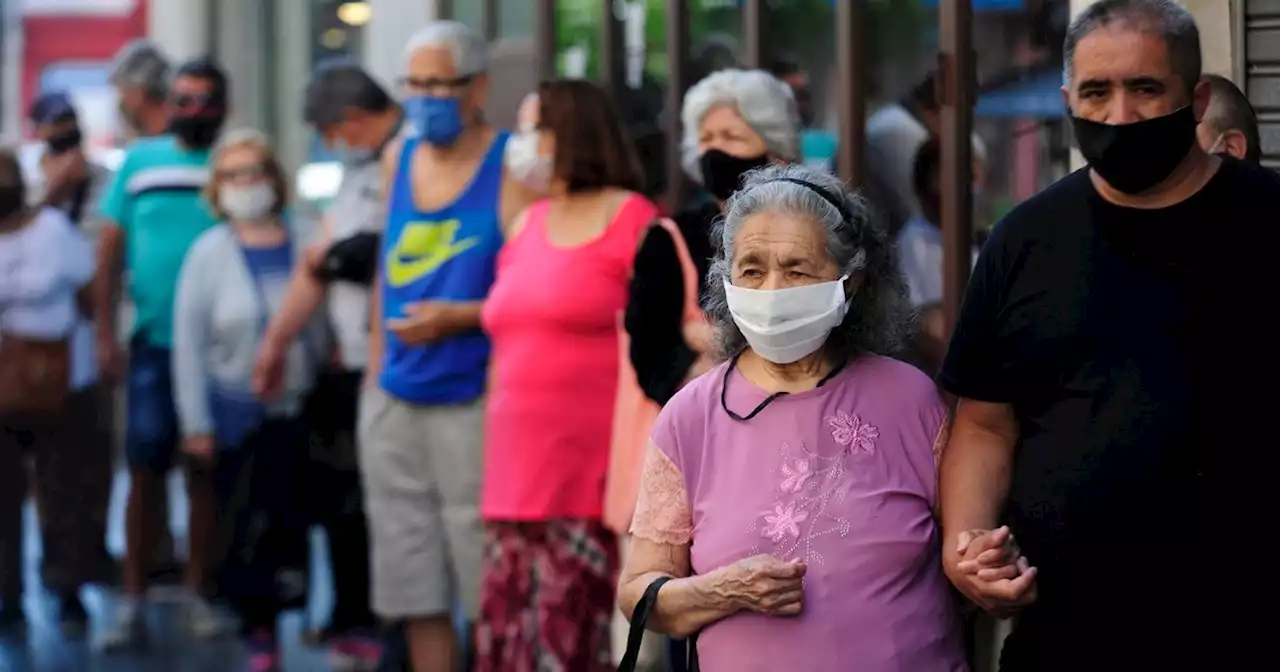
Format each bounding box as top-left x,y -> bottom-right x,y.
769,177 -> 850,223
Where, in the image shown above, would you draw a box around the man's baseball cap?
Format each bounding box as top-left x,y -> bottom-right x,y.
28,91 -> 77,124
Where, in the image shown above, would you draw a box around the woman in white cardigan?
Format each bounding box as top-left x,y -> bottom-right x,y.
172,129 -> 326,670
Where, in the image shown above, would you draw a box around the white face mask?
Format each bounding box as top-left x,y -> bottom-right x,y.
724,275 -> 852,364
220,182 -> 277,222
504,128 -> 552,192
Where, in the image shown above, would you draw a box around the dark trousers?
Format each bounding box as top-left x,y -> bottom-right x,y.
0,385 -> 113,599
304,370 -> 376,632
211,417 -> 309,632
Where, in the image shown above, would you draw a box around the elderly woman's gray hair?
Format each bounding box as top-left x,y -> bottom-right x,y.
403,20 -> 489,76
704,164 -> 915,362
681,69 -> 801,180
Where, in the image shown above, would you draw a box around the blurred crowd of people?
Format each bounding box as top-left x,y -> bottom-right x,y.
0,0 -> 1273,671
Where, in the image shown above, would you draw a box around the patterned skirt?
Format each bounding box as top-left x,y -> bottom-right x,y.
476,520 -> 619,672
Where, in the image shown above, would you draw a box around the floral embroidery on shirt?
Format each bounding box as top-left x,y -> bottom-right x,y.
746,411 -> 880,567
827,410 -> 880,455
779,458 -> 813,493
762,501 -> 809,541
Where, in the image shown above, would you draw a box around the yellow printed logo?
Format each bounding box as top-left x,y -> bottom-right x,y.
385,219 -> 480,288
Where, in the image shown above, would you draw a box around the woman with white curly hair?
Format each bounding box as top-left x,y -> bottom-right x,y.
616,164 -> 974,671
606,68 -> 801,668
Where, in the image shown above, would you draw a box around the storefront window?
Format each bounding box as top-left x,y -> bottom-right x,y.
499,0 -> 535,39
453,0 -> 484,31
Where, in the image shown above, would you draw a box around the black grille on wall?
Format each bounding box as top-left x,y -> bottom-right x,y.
1245,0 -> 1280,170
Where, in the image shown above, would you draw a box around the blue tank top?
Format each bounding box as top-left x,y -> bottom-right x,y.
378,131 -> 509,404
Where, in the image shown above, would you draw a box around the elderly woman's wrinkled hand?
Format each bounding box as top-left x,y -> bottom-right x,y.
947,526 -> 1038,618
710,554 -> 807,617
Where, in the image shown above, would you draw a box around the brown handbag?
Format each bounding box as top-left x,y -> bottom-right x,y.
0,333 -> 70,417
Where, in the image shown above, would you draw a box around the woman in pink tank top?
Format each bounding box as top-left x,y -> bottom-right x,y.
477,81 -> 658,671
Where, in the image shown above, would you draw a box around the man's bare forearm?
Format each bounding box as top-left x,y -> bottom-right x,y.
939,400 -> 1019,542
93,224 -> 125,341
264,267 -> 327,351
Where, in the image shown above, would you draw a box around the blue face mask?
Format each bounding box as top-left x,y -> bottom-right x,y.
404,95 -> 466,147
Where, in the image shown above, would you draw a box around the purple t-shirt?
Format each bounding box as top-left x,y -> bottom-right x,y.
632,355 -> 967,671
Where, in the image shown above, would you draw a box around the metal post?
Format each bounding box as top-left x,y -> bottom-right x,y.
939,0 -> 975,335
835,0 -> 866,187
743,0 -> 766,69
664,0 -> 690,210
481,0 -> 500,42
601,0 -> 624,97
534,0 -> 557,80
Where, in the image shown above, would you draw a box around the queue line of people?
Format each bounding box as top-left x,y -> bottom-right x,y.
1,0 -> 1272,670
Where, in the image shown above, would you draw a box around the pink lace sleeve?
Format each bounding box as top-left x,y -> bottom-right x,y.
629,442 -> 693,546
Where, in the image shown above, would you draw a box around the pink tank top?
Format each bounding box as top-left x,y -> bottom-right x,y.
480,193 -> 658,520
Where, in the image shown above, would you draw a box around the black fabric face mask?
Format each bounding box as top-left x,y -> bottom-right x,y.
699,149 -> 770,202
169,114 -> 225,149
46,128 -> 83,155
1070,105 -> 1197,194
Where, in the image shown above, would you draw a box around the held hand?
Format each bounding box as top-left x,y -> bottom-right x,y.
386,302 -> 457,345
713,554 -> 807,617
946,526 -> 1038,618
183,435 -> 215,462
252,340 -> 286,400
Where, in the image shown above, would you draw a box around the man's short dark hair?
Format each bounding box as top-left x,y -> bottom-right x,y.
768,53 -> 803,79
303,59 -> 395,129
907,72 -> 939,112
1064,0 -> 1201,95
1202,74 -> 1261,165
174,56 -> 229,104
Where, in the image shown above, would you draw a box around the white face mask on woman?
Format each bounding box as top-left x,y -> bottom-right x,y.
504,128 -> 552,192
220,182 -> 277,222
724,275 -> 852,364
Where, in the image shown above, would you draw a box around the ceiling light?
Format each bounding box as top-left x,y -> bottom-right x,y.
337,2 -> 371,27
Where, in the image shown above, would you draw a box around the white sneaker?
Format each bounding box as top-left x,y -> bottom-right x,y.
97,598 -> 144,651
184,594 -> 227,639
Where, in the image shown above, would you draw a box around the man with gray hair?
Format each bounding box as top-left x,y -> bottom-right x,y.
254,57 -> 400,669
1196,73 -> 1261,164
938,1 -> 1280,669
358,21 -> 535,672
111,39 -> 171,140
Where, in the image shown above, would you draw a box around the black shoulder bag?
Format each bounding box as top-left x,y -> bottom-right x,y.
618,576 -> 700,672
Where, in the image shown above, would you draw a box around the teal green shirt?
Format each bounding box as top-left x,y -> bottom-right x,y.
98,135 -> 217,347
800,129 -> 839,172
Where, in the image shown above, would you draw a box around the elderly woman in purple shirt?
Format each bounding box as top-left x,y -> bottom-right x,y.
617,164 -> 973,671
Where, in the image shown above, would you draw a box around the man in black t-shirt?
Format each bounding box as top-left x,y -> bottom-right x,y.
938,1 -> 1280,670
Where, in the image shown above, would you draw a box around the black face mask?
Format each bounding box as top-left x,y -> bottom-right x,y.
169,114 -> 225,149
46,128 -> 83,155
1070,105 -> 1197,194
700,149 -> 770,202
0,186 -> 24,222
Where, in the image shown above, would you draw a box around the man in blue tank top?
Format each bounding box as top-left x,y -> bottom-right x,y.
360,20 -> 537,672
